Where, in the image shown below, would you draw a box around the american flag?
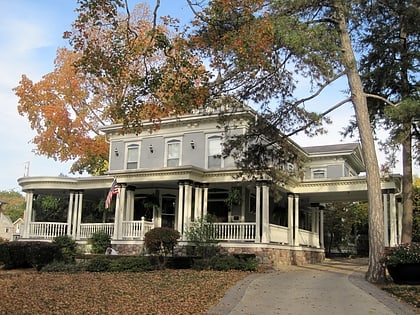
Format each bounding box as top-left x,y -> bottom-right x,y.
105,178 -> 119,209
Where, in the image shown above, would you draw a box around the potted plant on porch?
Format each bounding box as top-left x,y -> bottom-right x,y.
381,243 -> 420,284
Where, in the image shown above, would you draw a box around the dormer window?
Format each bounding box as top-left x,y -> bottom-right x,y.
312,169 -> 326,179
126,143 -> 140,169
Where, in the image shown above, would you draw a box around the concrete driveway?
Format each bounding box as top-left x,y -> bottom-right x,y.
208,258 -> 416,315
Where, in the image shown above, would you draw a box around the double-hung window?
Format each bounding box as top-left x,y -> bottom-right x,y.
166,139 -> 181,167
208,135 -> 222,168
126,143 -> 140,169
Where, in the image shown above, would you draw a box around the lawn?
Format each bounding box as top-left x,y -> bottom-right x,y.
0,269 -> 250,315
381,284 -> 420,309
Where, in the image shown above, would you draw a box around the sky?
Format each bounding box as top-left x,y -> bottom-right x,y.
0,1 -> 418,192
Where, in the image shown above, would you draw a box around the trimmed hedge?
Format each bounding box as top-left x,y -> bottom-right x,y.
193,254 -> 258,271
0,241 -> 59,270
85,255 -> 154,272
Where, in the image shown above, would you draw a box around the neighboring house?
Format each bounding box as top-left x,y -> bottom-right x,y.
17,105 -> 402,267
13,218 -> 24,239
0,201 -> 14,241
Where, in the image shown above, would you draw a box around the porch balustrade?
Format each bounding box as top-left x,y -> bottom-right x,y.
269,224 -> 289,244
27,222 -> 68,240
211,222 -> 256,241
122,219 -> 154,239
22,221 -> 319,248
78,223 -> 114,239
298,229 -> 320,247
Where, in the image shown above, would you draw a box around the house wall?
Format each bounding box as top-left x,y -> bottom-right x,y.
108,119 -> 244,172
327,164 -> 343,178
304,157 -> 360,180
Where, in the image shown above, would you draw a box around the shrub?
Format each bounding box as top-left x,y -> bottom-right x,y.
185,216 -> 219,258
193,254 -> 258,271
144,227 -> 180,255
85,256 -> 154,272
53,235 -> 77,264
0,241 -> 59,270
166,256 -> 195,269
109,256 -> 153,272
86,255 -> 112,272
88,230 -> 111,254
41,261 -> 86,273
381,243 -> 420,267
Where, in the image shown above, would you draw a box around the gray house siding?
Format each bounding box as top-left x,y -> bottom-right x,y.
183,132 -> 205,168
141,137 -> 164,169
110,141 -> 125,171
327,165 -> 343,178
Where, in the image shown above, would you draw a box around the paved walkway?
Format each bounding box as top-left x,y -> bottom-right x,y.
208,258 -> 417,315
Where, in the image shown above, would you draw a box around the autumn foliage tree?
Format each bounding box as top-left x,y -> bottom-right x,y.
15,1 -> 210,174
15,48 -> 109,175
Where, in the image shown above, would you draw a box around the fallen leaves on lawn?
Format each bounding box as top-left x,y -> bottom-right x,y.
0,269 -> 250,315
382,285 -> 420,309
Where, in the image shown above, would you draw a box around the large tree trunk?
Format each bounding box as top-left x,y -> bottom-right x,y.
336,2 -> 385,283
401,127 -> 413,243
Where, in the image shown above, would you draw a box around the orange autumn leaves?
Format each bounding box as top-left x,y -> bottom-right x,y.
15,48 -> 109,175
14,3 -> 210,175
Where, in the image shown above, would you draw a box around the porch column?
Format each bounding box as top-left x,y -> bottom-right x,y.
311,206 -> 318,233
261,183 -> 270,243
113,185 -> 125,240
75,191 -> 83,239
383,192 -> 389,246
126,187 -> 135,221
67,192 -> 74,236
287,194 -> 294,245
320,208 -> 324,248
183,182 -> 193,233
194,184 -> 203,221
389,192 -> 397,246
176,182 -> 184,234
397,199 -> 403,244
294,194 -> 299,246
255,185 -> 261,243
72,193 -> 79,238
22,190 -> 33,238
202,184 -> 208,218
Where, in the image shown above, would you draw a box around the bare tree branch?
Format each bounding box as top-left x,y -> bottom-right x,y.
285,96 -> 352,137
364,93 -> 400,107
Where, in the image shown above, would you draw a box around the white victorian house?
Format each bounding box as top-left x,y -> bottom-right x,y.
18,105 -> 402,267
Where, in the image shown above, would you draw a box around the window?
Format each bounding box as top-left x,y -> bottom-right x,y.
167,139 -> 181,167
312,169 -> 326,179
126,143 -> 140,169
208,135 -> 222,168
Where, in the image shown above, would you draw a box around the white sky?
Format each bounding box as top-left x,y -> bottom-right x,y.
0,1 -> 417,192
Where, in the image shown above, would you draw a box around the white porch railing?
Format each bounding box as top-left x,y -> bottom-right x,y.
27,222 -> 68,240
298,229 -> 320,247
212,222 -> 256,241
269,224 -> 289,244
79,223 -> 114,239
122,220 -> 154,239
